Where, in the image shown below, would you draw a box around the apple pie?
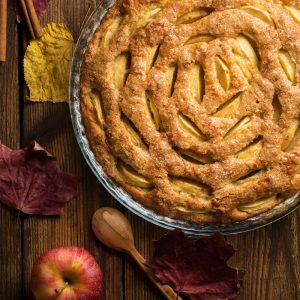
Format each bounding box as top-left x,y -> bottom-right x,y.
80,0 -> 300,223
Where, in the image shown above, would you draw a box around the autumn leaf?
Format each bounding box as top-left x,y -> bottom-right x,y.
31,0 -> 50,20
24,23 -> 74,103
147,230 -> 243,300
0,141 -> 80,215
17,0 -> 50,23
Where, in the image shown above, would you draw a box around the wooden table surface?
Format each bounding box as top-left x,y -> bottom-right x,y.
0,1 -> 299,299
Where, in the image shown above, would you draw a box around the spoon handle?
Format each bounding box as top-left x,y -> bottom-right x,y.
129,247 -> 182,300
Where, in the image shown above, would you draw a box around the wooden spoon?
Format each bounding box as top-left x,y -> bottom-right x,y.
92,207 -> 181,300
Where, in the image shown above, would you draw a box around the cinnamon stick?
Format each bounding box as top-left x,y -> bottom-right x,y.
19,0 -> 35,39
19,0 -> 42,39
0,0 -> 7,62
25,0 -> 42,38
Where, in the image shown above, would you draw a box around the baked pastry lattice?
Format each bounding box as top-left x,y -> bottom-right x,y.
81,0 -> 300,223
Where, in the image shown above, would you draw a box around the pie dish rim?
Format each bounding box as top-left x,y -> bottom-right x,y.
69,0 -> 300,235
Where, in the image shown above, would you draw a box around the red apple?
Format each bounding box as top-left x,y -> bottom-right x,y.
31,246 -> 103,300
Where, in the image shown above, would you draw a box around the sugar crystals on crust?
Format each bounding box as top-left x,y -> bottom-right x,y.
80,0 -> 300,223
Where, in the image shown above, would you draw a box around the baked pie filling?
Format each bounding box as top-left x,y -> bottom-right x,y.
80,0 -> 300,223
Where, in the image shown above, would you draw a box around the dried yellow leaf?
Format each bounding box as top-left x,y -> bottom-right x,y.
24,23 -> 74,103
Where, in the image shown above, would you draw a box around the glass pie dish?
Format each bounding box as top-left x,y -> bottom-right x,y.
69,0 -> 300,235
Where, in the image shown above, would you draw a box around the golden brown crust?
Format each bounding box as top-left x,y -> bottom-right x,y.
80,0 -> 300,223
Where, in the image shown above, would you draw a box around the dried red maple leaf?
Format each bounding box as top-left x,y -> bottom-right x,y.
147,230 -> 243,300
17,0 -> 50,23
0,142 -> 79,215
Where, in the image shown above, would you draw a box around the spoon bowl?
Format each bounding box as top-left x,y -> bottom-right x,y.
92,207 -> 134,253
92,207 -> 181,300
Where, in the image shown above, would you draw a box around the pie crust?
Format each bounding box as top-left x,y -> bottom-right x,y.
80,0 -> 300,223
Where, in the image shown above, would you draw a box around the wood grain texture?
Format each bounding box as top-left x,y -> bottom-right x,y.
228,211 -> 300,300
0,0 -> 22,298
0,0 -> 298,299
124,211 -> 166,300
21,1 -> 122,299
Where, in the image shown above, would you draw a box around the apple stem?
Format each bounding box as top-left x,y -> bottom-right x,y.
55,281 -> 69,294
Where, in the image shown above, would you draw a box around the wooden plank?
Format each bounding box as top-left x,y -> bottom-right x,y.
228,210 -> 300,300
124,210 -> 300,300
19,1 -> 300,299
0,0 -> 22,299
21,1 -> 123,299
124,211 -> 166,300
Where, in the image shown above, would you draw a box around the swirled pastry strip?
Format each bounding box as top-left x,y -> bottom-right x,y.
81,0 -> 300,223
